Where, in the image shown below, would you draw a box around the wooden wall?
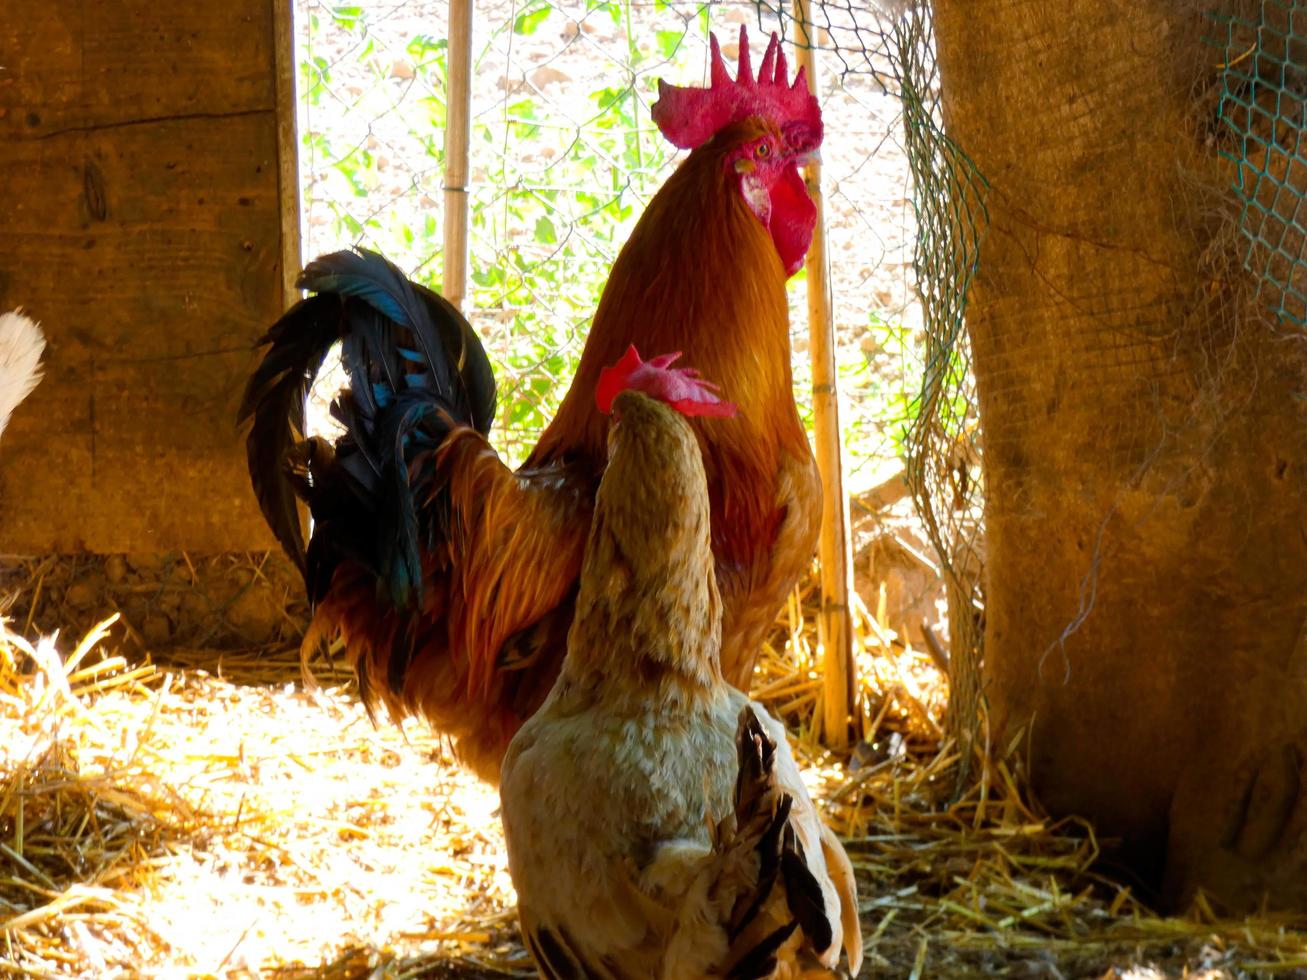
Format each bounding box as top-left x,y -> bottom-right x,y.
0,1 -> 297,553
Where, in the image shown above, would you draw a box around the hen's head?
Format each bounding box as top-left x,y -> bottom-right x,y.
570,351 -> 728,687
651,26 -> 822,275
594,347 -> 733,527
595,345 -> 737,419
590,348 -> 727,595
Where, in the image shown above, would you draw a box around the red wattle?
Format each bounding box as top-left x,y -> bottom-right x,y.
767,163 -> 816,277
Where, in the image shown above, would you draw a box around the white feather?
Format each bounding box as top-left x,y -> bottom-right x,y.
0,311 -> 46,440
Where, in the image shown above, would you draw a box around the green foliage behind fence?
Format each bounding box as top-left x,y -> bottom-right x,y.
295,0 -> 923,483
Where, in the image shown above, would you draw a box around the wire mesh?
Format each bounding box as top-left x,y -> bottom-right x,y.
890,6 -> 987,770
296,0 -> 922,470
1217,0 -> 1307,327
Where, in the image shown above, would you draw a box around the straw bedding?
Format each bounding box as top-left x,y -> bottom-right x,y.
1,575 -> 1305,977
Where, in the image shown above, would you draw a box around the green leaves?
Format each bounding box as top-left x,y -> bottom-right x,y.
655,29 -> 686,60
406,34 -> 447,57
299,0 -> 722,465
533,217 -> 557,244
512,3 -> 551,36
329,5 -> 364,32
592,86 -> 628,112
506,99 -> 541,141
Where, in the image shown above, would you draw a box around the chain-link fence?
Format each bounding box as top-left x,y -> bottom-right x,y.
296,0 -> 924,463
293,0 -> 985,756
1217,0 -> 1307,328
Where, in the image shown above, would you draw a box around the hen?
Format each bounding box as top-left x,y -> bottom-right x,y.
241,26 -> 824,780
500,352 -> 862,979
0,311 -> 45,442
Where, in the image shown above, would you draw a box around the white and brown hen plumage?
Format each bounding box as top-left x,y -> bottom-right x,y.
0,311 -> 44,442
500,353 -> 862,979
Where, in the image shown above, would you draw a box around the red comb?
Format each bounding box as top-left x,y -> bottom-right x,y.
596,346 -> 737,418
651,25 -> 822,151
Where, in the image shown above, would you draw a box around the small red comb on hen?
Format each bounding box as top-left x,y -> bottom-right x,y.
596,346 -> 737,418
651,25 -> 822,152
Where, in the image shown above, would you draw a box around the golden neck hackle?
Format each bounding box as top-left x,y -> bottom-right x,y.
532,119 -> 809,471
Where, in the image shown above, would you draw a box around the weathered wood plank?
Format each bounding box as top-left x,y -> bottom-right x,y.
0,350 -> 266,551
0,1 -> 275,141
273,0 -> 303,307
0,1 -> 291,553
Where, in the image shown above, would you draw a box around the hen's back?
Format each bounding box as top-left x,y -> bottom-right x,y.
501,684 -> 746,976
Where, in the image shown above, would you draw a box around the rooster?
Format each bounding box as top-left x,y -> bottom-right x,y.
500,352 -> 862,979
0,311 -> 45,442
241,26 -> 824,780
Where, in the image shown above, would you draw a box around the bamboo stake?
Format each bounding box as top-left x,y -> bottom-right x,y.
443,0 -> 474,312
793,3 -> 854,749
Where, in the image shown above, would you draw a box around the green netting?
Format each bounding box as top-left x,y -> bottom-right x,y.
760,1 -> 990,774
891,7 -> 988,776
1217,0 -> 1307,327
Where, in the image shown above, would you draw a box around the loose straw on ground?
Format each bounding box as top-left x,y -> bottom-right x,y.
3,578 -> 1307,977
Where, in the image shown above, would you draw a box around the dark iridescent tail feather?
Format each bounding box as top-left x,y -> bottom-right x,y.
724,708 -> 798,979
238,247 -> 496,609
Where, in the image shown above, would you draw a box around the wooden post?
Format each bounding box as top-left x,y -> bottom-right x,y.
793,2 -> 855,749
443,0 -> 474,311
0,0 -> 290,553
274,0 -> 303,307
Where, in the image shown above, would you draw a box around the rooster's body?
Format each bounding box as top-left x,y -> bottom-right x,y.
242,28 -> 823,780
501,383 -> 861,979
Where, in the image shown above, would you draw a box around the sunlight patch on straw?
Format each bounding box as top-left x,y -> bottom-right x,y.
2,571 -> 1307,976
0,616 -> 523,977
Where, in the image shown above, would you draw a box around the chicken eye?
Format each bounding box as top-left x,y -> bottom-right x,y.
754,141 -> 772,159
